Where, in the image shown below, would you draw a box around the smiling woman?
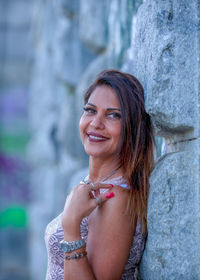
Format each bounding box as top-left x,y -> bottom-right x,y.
45,70 -> 155,280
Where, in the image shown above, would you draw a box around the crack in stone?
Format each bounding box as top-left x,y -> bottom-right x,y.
172,137 -> 200,145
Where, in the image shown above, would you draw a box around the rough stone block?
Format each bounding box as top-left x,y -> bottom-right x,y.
129,0 -> 200,138
139,139 -> 200,279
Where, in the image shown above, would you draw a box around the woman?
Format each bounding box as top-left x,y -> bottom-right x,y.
45,70 -> 155,280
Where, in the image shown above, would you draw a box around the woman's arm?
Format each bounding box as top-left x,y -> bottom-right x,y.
87,187 -> 133,279
62,184 -> 133,280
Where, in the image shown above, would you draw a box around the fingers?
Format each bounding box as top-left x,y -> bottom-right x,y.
79,179 -> 114,190
77,181 -> 115,203
93,192 -> 115,207
88,182 -> 114,191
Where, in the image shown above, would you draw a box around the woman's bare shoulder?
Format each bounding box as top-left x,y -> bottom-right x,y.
101,184 -> 130,210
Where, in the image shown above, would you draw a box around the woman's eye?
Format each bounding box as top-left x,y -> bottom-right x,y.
83,107 -> 96,114
107,112 -> 121,119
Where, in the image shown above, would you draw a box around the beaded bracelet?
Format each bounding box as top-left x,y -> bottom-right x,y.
65,250 -> 87,261
60,238 -> 86,253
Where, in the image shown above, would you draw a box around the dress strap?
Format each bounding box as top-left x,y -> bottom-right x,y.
83,175 -> 130,190
102,176 -> 130,190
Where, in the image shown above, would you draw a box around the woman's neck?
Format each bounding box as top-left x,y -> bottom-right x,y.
88,157 -> 122,183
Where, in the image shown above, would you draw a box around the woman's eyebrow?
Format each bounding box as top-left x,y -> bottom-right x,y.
107,108 -> 121,111
87,103 -> 121,111
87,102 -> 96,107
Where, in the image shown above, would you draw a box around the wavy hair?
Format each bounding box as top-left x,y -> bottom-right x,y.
84,69 -> 155,234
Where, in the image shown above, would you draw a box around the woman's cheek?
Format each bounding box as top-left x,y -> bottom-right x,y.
79,117 -> 87,142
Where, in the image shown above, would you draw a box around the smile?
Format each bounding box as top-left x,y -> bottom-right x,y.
87,132 -> 109,142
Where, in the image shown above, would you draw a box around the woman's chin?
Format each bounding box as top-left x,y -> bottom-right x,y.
86,151 -> 106,158
85,148 -> 112,159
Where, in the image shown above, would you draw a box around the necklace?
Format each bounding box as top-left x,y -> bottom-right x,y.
99,165 -> 122,183
82,165 -> 122,185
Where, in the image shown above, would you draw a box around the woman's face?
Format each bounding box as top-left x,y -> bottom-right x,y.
79,85 -> 122,161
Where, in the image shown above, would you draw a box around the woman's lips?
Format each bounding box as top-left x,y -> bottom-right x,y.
87,132 -> 109,142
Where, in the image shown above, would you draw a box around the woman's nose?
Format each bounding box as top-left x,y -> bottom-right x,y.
90,114 -> 105,129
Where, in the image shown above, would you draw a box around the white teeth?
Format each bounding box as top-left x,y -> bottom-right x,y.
89,135 -> 105,140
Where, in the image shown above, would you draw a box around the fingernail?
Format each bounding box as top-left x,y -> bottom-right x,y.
109,184 -> 114,188
105,192 -> 115,198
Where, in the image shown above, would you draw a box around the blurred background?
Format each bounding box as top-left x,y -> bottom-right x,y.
0,1 -> 142,279
1,0 -> 199,279
0,0 -> 32,279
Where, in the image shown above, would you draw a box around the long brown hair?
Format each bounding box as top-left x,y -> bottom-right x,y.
84,70 -> 155,234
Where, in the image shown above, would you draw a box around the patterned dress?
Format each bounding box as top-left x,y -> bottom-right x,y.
45,177 -> 146,280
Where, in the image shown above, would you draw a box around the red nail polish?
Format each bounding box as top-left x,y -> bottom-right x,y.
105,192 -> 115,198
109,184 -> 114,188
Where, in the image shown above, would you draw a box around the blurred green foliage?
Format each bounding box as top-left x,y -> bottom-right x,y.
0,206 -> 27,227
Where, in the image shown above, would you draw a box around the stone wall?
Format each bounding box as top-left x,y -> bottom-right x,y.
29,0 -> 200,279
134,1 -> 200,279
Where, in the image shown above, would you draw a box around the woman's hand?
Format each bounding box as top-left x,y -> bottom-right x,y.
62,182 -> 114,237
